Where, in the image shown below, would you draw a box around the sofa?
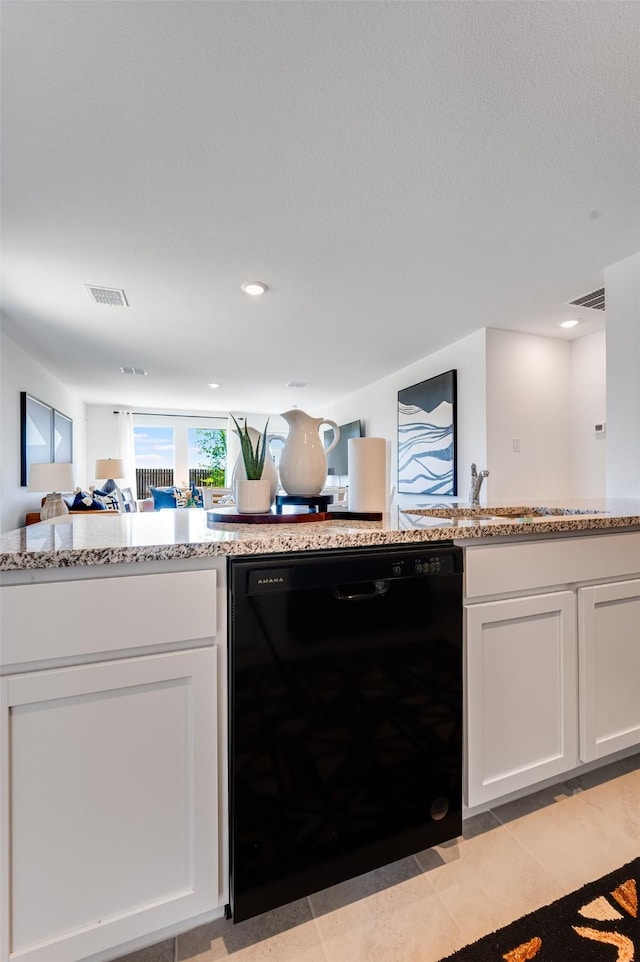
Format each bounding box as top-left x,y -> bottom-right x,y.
25,489 -> 123,526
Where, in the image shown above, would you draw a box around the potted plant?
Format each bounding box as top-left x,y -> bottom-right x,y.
230,415 -> 271,514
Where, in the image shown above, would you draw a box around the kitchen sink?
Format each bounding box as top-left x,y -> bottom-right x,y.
403,513 -> 508,526
403,505 -> 609,524
488,507 -> 609,518
451,515 -> 501,523
487,508 -> 544,518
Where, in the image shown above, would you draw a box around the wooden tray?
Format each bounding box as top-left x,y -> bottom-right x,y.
207,508 -> 382,524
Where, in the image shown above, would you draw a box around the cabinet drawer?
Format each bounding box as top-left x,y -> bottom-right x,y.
0,569 -> 217,668
465,532 -> 640,599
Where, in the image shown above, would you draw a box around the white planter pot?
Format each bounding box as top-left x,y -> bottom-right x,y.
230,426 -> 285,505
235,479 -> 271,515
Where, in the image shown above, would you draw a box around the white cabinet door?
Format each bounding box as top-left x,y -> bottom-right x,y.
578,579 -> 640,763
465,591 -> 578,808
0,647 -> 218,962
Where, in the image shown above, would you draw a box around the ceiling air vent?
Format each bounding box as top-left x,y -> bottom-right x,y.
120,366 -> 147,376
569,287 -> 605,311
286,380 -> 307,388
85,285 -> 129,307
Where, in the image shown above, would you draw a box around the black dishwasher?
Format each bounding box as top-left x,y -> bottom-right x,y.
228,543 -> 463,922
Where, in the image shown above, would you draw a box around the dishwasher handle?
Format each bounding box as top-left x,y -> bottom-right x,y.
333,580 -> 390,602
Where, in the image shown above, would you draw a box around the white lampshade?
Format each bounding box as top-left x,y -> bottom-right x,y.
28,462 -> 75,493
95,458 -> 125,480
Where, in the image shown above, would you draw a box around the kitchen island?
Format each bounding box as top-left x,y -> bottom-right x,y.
1,501 -> 639,962
1,498 -> 640,571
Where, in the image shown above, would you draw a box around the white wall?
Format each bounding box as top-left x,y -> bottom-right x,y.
486,329 -> 573,502
86,406 -> 120,486
570,330 -> 606,499
604,251 -> 640,497
326,326 -> 605,507
324,329 -> 487,508
1,326 -> 86,533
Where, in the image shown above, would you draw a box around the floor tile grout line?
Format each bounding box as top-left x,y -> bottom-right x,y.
307,892 -> 340,961
307,893 -> 318,920
421,883 -> 468,959
117,757 -> 640,962
418,820 -> 570,958
306,900 -> 337,962
412,851 -> 445,897
493,817 -> 572,906
487,784 -> 639,898
488,797 -> 580,892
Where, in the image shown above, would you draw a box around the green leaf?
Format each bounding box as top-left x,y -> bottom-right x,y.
231,415 -> 270,481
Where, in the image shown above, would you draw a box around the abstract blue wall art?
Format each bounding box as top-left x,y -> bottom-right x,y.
397,370 -> 457,496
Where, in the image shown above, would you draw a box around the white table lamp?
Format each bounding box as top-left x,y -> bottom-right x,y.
95,458 -> 125,493
28,462 -> 75,520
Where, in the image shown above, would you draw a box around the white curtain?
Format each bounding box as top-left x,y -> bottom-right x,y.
227,414 -> 241,489
116,411 -> 137,494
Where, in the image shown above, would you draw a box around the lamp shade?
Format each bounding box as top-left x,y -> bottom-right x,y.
95,458 -> 125,480
28,462 -> 75,492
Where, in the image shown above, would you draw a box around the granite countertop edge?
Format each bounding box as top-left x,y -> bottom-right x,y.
1,503 -> 640,571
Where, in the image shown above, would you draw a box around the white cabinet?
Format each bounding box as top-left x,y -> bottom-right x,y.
463,532 -> 640,810
0,647 -> 218,962
465,591 -> 578,807
0,564 -> 226,962
578,579 -> 640,762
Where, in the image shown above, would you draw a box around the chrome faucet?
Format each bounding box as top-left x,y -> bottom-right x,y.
469,463 -> 489,507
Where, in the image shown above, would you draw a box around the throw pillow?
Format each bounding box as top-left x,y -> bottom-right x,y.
150,486 -> 179,509
93,491 -> 121,511
190,483 -> 204,507
70,490 -> 107,511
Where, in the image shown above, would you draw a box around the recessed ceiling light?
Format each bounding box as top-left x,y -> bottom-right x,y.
241,281 -> 268,296
208,382 -> 220,389
560,319 -> 580,329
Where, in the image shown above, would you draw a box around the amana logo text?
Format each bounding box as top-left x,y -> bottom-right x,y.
257,576 -> 285,585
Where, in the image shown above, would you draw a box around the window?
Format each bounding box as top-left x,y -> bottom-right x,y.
132,417 -> 228,498
188,427 -> 228,487
133,426 -> 175,466
133,426 -> 175,496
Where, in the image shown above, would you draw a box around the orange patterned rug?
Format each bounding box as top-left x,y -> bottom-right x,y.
439,857 -> 639,961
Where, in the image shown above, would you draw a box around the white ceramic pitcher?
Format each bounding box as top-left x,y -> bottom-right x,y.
278,409 -> 340,497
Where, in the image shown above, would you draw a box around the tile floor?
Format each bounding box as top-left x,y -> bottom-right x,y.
116,753 -> 640,962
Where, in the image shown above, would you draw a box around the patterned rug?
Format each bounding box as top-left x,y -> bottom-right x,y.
438,857 -> 639,961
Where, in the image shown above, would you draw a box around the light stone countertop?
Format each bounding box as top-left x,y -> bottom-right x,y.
1,499 -> 639,571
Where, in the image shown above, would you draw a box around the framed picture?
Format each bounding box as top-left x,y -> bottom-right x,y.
20,392 -> 73,486
397,369 -> 457,496
53,409 -> 73,464
20,392 -> 53,487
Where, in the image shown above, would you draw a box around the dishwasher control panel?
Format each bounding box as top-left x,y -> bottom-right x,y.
236,544 -> 462,595
391,554 -> 456,577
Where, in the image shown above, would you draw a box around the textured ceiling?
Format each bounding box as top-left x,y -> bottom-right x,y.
1,1 -> 639,414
